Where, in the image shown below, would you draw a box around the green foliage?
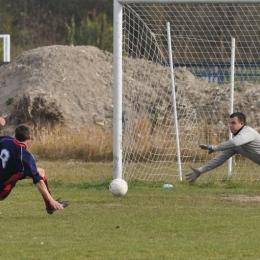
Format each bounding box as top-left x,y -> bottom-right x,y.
0,2 -> 13,33
5,97 -> 14,105
66,15 -> 76,46
65,13 -> 113,52
75,13 -> 113,52
0,0 -> 113,59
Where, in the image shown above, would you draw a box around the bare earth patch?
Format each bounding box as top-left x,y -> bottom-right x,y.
223,194 -> 260,202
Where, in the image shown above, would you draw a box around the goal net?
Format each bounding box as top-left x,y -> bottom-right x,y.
113,0 -> 260,183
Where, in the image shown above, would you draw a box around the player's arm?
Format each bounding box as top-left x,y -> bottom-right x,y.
186,149 -> 236,182
200,127 -> 256,153
22,153 -> 64,209
35,180 -> 64,209
199,139 -> 238,154
199,149 -> 236,172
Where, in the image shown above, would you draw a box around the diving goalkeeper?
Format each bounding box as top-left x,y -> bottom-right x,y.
186,112 -> 260,183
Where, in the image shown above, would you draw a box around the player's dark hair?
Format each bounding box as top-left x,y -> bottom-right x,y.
230,112 -> 246,125
15,124 -> 31,142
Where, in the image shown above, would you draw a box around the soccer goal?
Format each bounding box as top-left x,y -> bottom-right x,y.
0,34 -> 11,63
113,0 -> 260,183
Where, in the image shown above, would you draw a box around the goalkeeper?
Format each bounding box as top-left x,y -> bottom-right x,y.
186,112 -> 260,183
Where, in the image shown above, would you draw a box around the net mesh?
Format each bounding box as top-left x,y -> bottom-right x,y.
120,2 -> 260,182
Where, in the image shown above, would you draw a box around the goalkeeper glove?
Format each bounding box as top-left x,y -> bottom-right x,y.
199,144 -> 214,154
186,166 -> 202,183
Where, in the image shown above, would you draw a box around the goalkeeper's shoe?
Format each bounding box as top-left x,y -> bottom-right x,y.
46,198 -> 70,215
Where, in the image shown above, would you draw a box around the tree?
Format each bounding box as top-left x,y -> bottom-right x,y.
0,0 -> 113,59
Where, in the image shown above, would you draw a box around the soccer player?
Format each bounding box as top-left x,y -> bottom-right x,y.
186,112 -> 260,183
0,124 -> 70,214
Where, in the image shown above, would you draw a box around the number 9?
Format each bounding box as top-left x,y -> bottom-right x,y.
0,149 -> 10,168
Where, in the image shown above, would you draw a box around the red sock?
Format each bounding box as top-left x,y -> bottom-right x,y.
42,176 -> 53,209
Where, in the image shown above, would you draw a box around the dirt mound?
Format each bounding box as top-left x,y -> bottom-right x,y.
0,45 -> 114,134
0,45 -> 260,135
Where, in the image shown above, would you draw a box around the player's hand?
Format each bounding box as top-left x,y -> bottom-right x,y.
0,116 -> 6,127
50,200 -> 64,210
199,144 -> 214,154
186,166 -> 201,183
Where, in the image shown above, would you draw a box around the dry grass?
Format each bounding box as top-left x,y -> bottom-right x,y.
123,116 -> 230,163
29,124 -> 113,161
28,118 -> 229,163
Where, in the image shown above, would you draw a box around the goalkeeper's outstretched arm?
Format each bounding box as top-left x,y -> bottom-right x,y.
186,149 -> 236,183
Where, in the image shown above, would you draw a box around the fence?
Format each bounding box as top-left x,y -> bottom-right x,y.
174,62 -> 260,84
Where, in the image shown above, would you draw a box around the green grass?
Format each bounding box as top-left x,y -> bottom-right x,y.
1,160 -> 260,259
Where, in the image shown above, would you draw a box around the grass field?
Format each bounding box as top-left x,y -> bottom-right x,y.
1,160 -> 260,260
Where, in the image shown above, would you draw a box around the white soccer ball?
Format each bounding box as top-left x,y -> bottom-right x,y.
109,178 -> 128,197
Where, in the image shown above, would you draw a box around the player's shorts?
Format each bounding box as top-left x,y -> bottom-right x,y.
0,181 -> 18,200
0,173 -> 24,200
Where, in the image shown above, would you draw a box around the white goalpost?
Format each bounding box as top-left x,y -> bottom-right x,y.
0,35 -> 11,62
166,21 -> 182,181
113,0 -> 260,183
